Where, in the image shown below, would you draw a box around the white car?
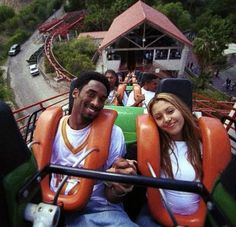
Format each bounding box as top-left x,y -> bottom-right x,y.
29,64 -> 40,77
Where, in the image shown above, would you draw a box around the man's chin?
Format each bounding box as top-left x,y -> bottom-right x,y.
83,113 -> 99,123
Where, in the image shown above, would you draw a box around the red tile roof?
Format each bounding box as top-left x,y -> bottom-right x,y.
99,0 -> 191,51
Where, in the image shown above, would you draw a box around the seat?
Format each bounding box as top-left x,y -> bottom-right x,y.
136,111 -> 231,226
105,105 -> 144,145
156,78 -> 193,110
31,106 -> 117,211
209,155 -> 236,226
0,101 -> 36,227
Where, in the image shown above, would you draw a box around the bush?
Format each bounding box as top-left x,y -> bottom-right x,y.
0,5 -> 15,24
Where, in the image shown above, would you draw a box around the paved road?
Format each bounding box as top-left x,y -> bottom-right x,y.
8,31 -> 58,108
7,8 -> 69,109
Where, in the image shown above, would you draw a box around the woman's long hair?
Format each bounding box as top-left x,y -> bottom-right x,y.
148,93 -> 202,180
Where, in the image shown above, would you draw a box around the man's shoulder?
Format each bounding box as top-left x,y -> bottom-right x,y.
112,124 -> 123,134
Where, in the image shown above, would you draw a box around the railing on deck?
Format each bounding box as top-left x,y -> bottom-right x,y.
12,91 -> 236,153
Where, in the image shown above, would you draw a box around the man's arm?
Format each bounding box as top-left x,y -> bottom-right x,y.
105,158 -> 137,203
126,91 -> 145,107
103,125 -> 137,203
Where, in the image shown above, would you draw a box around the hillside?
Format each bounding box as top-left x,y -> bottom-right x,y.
0,0 -> 31,11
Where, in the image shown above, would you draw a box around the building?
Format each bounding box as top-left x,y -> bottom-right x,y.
93,0 -> 192,77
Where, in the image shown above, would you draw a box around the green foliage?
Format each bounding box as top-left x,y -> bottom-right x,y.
53,37 -> 96,75
0,70 -> 12,101
0,0 -> 63,60
193,16 -> 235,88
0,5 -> 15,24
110,0 -> 137,15
7,29 -> 30,47
44,58 -> 55,74
154,2 -> 192,31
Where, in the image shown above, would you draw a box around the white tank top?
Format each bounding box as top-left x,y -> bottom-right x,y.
161,141 -> 200,215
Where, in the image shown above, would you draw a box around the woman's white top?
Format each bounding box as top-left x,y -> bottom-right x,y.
161,141 -> 200,215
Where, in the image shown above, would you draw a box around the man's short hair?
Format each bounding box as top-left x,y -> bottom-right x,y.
75,71 -> 110,96
141,73 -> 158,86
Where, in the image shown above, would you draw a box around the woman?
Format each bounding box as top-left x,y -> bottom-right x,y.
136,93 -> 202,226
105,69 -> 128,106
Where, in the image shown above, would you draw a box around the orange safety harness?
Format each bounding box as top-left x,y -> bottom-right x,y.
32,106 -> 117,210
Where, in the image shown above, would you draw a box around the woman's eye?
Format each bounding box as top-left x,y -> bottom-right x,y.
155,115 -> 162,120
167,108 -> 174,114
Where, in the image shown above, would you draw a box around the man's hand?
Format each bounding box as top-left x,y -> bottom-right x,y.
105,158 -> 137,202
133,94 -> 145,106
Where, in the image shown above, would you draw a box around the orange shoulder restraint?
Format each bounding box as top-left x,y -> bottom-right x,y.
32,106 -> 117,210
137,114 -> 231,227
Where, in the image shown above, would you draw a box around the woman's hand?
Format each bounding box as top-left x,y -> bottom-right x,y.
105,158 -> 137,202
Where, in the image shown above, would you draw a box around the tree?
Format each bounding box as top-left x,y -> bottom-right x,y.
53,37 -> 97,75
0,5 -> 15,24
193,16 -> 235,88
154,2 -> 192,31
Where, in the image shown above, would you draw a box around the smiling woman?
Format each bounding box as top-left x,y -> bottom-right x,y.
136,92 -> 202,226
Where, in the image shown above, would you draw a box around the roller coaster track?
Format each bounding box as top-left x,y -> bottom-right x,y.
40,10 -> 86,81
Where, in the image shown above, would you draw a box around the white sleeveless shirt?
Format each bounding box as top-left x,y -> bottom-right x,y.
161,141 -> 200,215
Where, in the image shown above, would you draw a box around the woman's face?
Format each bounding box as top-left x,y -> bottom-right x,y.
151,100 -> 185,141
105,72 -> 117,90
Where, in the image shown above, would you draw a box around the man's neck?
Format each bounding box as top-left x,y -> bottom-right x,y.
68,115 -> 91,130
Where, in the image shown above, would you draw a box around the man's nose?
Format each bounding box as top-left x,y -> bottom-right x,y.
91,96 -> 101,107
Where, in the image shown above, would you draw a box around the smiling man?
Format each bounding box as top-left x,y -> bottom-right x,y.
50,71 -> 138,226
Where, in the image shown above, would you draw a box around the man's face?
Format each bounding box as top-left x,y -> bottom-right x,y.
72,80 -> 108,125
146,79 -> 159,92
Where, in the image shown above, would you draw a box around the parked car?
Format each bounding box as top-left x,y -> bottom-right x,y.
29,64 -> 40,77
8,44 -> 21,56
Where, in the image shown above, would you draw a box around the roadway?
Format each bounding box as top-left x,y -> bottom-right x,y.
7,8 -> 69,110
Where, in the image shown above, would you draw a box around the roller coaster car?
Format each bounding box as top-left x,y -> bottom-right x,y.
1,79 -> 235,226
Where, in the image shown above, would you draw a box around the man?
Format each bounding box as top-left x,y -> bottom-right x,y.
126,73 -> 159,108
50,71 -> 138,226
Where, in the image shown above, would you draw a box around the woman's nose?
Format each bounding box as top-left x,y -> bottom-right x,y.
163,114 -> 171,122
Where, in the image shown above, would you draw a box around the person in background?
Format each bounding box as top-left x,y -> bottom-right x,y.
136,92 -> 202,226
126,73 -> 159,108
50,71 -> 138,226
105,69 -> 128,106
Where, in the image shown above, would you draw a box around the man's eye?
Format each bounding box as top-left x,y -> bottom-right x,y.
87,92 -> 96,98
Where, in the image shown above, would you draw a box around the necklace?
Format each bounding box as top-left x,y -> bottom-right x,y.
61,116 -> 90,154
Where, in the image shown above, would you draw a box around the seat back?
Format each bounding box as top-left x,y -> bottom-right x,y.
157,78 -> 193,110
137,115 -> 231,226
32,106 -> 117,210
0,102 -> 39,227
105,105 -> 144,145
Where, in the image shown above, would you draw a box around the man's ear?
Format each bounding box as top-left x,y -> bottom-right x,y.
72,88 -> 79,98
